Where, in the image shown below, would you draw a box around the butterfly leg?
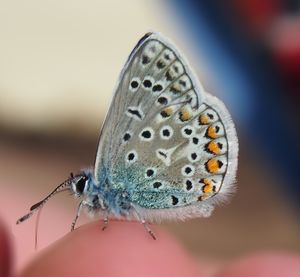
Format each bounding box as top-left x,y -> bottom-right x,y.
102,215 -> 109,231
71,200 -> 84,231
140,219 -> 156,240
131,205 -> 156,240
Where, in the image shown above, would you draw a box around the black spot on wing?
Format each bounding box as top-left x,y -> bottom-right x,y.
185,167 -> 192,174
153,182 -> 162,188
186,180 -> 193,190
141,130 -> 151,139
162,129 -> 170,137
127,108 -> 143,120
191,153 -> 197,160
207,113 -> 214,119
157,97 -> 168,105
170,85 -> 181,94
142,55 -> 150,65
127,153 -> 135,161
123,133 -> 131,142
171,195 -> 179,205
158,151 -> 167,158
130,80 -> 139,89
164,53 -> 171,60
156,60 -> 166,69
143,79 -> 152,88
192,137 -> 199,145
146,169 -> 154,177
184,128 -> 192,135
153,84 -> 163,92
179,80 -> 186,87
165,70 -> 174,81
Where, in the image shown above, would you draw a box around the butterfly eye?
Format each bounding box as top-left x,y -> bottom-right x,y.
75,176 -> 87,194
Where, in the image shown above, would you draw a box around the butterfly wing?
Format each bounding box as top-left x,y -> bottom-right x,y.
94,33 -> 238,221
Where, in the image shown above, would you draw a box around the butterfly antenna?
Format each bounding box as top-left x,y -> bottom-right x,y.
34,205 -> 43,250
16,178 -> 72,225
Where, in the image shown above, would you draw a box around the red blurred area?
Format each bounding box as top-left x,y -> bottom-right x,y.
270,17 -> 300,98
233,0 -> 300,105
233,0 -> 282,33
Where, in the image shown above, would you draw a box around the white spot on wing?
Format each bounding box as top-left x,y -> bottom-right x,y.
156,146 -> 177,166
160,125 -> 173,140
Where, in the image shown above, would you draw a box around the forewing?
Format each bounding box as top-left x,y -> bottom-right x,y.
95,32 -> 203,179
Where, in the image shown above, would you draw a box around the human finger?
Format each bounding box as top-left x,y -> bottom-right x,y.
19,221 -> 204,277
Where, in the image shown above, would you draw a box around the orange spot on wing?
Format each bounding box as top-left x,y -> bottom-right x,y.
179,109 -> 191,121
199,178 -> 216,200
199,114 -> 209,125
206,126 -> 218,139
203,178 -> 213,186
207,141 -> 221,154
206,158 -> 221,173
203,184 -> 213,193
161,107 -> 173,117
170,83 -> 181,94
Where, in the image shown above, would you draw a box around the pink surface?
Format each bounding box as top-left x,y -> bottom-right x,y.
1,185 -> 77,271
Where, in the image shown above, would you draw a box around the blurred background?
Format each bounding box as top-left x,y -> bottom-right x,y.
1,0 -> 300,271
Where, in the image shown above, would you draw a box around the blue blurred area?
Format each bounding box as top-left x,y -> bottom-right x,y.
169,0 -> 300,203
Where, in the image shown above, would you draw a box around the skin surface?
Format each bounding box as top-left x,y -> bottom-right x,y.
215,252 -> 300,277
0,219 -> 12,277
19,221 -> 201,277
1,219 -> 300,277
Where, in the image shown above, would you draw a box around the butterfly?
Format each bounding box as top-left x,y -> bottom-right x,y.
17,32 -> 238,240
